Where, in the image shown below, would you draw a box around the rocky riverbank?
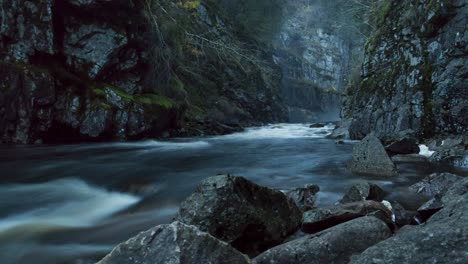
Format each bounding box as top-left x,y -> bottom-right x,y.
97,168 -> 467,264
91,125 -> 468,264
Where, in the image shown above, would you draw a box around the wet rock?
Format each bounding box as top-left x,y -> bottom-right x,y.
428,136 -> 468,169
285,184 -> 320,211
97,221 -> 251,264
350,178 -> 468,264
327,119 -> 351,139
416,195 -> 444,222
339,182 -> 385,204
385,137 -> 420,155
409,172 -> 463,197
254,216 -> 391,264
309,123 -> 328,128
348,133 -> 398,177
177,175 -> 302,256
391,202 -> 419,227
0,0 -> 54,61
64,23 -> 128,78
391,154 -> 428,163
301,200 -> 393,234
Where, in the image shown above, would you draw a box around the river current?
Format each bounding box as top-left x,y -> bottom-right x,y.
0,124 -> 446,263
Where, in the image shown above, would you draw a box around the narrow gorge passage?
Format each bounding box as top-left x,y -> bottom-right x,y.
0,0 -> 466,263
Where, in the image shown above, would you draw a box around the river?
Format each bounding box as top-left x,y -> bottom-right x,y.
0,124 -> 449,264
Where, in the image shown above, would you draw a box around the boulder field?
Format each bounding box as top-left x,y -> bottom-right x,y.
98,174 -> 467,263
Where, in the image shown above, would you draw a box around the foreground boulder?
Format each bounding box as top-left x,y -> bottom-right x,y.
285,184 -> 320,211
348,133 -> 398,176
302,200 -> 393,234
350,178 -> 468,264
339,182 -> 385,204
177,175 -> 302,256
254,216 -> 391,264
97,222 -> 250,264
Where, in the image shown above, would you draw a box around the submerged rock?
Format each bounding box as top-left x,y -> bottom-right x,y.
302,200 -> 393,234
97,221 -> 250,264
285,184 -> 320,211
254,216 -> 391,264
339,182 -> 385,204
350,178 -> 468,264
348,133 -> 398,176
177,175 -> 301,256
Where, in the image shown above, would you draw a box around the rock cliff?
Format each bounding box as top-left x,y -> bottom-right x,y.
0,0 -> 287,143
342,0 -> 467,140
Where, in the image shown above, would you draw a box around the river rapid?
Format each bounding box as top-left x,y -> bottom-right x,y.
0,124 -> 447,264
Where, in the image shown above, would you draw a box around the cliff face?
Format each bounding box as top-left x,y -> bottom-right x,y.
343,0 -> 467,140
273,3 -> 353,122
0,0 -> 287,144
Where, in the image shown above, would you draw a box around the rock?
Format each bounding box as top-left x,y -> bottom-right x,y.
97,221 -> 251,264
177,175 -> 302,256
327,119 -> 351,139
348,133 -> 398,177
301,200 -> 393,234
385,137 -> 420,155
309,123 -> 327,128
428,136 -> 468,169
339,182 -> 385,204
409,173 -> 463,197
391,202 -> 419,227
64,23 -> 128,78
285,184 -> 320,211
416,195 -> 444,222
391,154 -> 428,163
254,216 -> 391,264
350,178 -> 468,264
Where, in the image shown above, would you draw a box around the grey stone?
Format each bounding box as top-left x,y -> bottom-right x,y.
339,182 -> 385,204
350,178 -> 468,264
285,184 -> 320,211
64,23 -> 128,78
302,200 -> 393,234
348,133 -> 398,176
177,175 -> 301,256
327,118 -> 351,139
254,217 -> 391,264
409,172 -> 463,197
97,221 -> 251,264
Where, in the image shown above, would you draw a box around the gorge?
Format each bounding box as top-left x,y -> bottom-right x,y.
0,0 -> 466,263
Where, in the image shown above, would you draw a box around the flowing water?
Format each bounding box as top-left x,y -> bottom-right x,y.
0,124 -> 453,264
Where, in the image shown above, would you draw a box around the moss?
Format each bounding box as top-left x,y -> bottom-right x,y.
373,0 -> 392,27
134,94 -> 175,109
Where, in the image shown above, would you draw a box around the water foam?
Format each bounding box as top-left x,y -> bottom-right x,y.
419,144 -> 435,157
219,123 -> 335,140
0,178 -> 139,234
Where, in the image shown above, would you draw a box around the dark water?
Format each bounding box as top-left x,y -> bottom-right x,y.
0,124 -> 449,264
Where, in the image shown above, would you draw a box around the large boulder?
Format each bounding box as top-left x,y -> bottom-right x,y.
177,175 -> 302,256
350,178 -> 468,264
339,182 -> 385,204
285,184 -> 320,211
348,133 -> 398,176
302,200 -> 393,234
254,216 -> 391,264
97,221 -> 250,264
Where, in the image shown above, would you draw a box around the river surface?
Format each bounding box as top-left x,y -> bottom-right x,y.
0,124 -> 452,264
